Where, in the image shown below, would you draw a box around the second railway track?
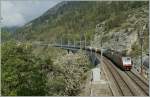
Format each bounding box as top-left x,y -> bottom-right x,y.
103,57 -> 135,96
125,71 -> 149,96
102,56 -> 149,96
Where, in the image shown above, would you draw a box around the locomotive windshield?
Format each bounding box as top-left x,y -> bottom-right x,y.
122,57 -> 131,65
127,57 -> 131,60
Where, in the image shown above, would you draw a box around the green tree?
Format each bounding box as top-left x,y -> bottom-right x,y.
1,41 -> 48,96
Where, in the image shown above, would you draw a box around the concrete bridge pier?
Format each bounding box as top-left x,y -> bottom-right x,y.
67,49 -> 77,54
67,49 -> 70,54
88,50 -> 100,66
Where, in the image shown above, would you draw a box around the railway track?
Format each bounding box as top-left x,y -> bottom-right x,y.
103,59 -> 124,96
103,57 -> 135,96
125,71 -> 149,96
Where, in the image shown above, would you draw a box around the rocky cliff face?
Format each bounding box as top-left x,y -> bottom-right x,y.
91,4 -> 149,67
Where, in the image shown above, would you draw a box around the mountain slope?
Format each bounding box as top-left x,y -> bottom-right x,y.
15,1 -> 148,44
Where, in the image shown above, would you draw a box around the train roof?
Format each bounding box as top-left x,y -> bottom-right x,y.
105,49 -> 127,56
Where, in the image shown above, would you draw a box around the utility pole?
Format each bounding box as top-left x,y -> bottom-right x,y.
74,38 -> 76,48
68,38 -> 69,48
100,31 -> 104,68
80,32 -> 81,49
80,32 -> 84,50
85,32 -> 87,48
138,24 -> 146,74
80,39 -> 81,50
115,34 -> 119,51
135,19 -> 146,74
61,35 -> 62,48
96,22 -> 105,68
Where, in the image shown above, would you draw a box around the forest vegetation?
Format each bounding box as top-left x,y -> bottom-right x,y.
1,1 -> 149,96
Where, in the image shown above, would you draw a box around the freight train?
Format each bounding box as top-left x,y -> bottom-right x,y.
85,47 -> 132,71
103,49 -> 132,71
55,45 -> 132,71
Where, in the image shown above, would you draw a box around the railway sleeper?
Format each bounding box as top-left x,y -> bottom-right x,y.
103,58 -> 133,96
